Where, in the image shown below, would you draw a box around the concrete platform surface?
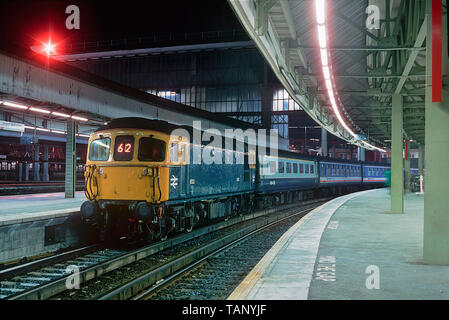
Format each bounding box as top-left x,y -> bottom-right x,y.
229,188 -> 449,300
0,191 -> 85,225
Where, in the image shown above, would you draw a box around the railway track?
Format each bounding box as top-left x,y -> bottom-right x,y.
99,201 -> 325,300
0,198 -> 327,300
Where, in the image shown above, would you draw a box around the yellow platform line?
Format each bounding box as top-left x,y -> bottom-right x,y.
227,202 -> 327,300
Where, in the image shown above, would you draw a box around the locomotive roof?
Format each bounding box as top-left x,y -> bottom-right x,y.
95,117 -> 192,135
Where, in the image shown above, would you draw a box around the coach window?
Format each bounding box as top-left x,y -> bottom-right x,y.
270,161 -> 276,174
286,162 -> 292,174
305,164 -> 309,174
299,163 -> 304,174
279,162 -> 285,174
293,163 -> 298,174
310,164 -> 314,174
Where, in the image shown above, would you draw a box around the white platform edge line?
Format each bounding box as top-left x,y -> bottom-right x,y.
227,189 -> 378,300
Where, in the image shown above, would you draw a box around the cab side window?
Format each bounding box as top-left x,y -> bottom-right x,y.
170,142 -> 179,163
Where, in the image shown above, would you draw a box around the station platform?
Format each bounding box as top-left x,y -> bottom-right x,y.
0,191 -> 86,263
229,188 -> 449,300
0,191 -> 85,225
0,182 -> 84,196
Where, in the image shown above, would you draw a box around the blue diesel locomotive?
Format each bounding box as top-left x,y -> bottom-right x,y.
81,118 -> 389,241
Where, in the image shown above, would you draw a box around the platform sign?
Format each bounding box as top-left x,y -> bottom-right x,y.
0,120 -> 24,133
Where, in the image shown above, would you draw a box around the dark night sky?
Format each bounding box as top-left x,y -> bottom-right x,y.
0,0 -> 243,52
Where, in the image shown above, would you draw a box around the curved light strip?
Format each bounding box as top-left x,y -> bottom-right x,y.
314,0 -> 386,153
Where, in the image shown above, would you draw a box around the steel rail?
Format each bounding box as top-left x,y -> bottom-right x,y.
99,202 -> 324,300
0,245 -> 101,280
6,199 -> 323,300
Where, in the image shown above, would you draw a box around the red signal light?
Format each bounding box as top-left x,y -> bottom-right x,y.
42,41 -> 57,56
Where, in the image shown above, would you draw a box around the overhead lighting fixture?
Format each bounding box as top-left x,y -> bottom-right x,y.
315,0 -> 326,24
71,115 -> 88,121
320,48 -> 328,66
77,133 -> 91,138
314,0 -> 385,153
1,101 -> 28,110
24,125 -> 36,130
317,25 -> 327,48
51,130 -> 66,134
29,107 -> 51,114
36,127 -> 50,132
323,66 -> 330,80
52,111 -> 70,118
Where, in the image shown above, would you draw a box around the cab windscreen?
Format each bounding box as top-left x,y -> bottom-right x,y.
138,137 -> 166,162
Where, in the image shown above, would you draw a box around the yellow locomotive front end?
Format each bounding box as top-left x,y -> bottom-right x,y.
81,123 -> 173,241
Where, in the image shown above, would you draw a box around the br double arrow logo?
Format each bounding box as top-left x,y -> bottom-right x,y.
170,175 -> 178,189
